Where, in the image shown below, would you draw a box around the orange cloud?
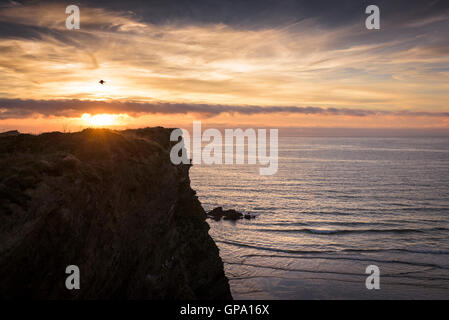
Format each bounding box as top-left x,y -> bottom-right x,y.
0,2 -> 448,133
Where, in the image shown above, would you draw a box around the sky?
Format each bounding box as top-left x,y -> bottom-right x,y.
0,0 -> 448,134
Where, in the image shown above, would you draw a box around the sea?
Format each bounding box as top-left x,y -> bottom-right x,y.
190,136 -> 449,299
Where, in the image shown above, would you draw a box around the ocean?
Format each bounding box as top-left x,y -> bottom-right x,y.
190,136 -> 449,299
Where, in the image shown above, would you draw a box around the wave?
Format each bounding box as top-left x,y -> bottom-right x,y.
223,261 -> 449,284
249,221 -> 400,228
391,248 -> 449,255
217,239 -> 449,257
216,240 -> 323,254
239,253 -> 449,271
249,227 -> 448,235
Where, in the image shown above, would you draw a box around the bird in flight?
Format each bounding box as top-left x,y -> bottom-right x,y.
99,80 -> 105,85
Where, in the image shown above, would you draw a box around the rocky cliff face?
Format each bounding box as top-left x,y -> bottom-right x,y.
0,128 -> 232,299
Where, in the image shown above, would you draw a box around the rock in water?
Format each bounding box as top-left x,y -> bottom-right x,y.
0,128 -> 232,299
207,207 -> 248,221
207,207 -> 227,220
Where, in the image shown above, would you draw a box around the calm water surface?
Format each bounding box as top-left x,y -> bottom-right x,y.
190,137 -> 449,299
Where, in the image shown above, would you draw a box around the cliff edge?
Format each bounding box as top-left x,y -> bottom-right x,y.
0,127 -> 232,299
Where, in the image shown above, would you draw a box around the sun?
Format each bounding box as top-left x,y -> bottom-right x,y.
81,113 -> 119,127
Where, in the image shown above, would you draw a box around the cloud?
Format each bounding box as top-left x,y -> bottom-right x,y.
0,1 -> 448,127
69,0 -> 449,29
0,1 -> 22,9
1,98 -> 449,120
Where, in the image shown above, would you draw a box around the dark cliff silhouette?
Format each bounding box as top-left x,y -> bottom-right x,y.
0,127 -> 232,299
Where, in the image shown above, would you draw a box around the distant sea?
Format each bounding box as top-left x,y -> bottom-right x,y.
190,137 -> 449,299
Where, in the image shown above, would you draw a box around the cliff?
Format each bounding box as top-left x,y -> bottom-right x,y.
0,127 -> 232,299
